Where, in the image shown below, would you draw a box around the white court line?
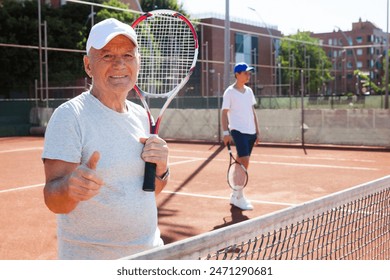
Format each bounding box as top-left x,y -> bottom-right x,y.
251,160 -> 377,171
162,190 -> 296,207
1,182 -> 295,207
0,147 -> 43,154
170,157 -> 204,166
1,158 -> 376,195
240,158 -> 375,171
0,183 -> 44,194
169,155 -> 377,171
170,149 -> 214,154
170,148 -> 376,163
258,154 -> 375,163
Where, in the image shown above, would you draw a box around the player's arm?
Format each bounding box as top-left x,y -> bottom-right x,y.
221,108 -> 231,145
154,167 -> 169,195
43,152 -> 104,214
252,106 -> 261,144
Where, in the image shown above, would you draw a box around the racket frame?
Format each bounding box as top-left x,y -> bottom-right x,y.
131,10 -> 199,191
226,143 -> 249,191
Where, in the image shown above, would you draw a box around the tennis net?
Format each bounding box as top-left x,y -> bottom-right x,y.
124,175 -> 390,260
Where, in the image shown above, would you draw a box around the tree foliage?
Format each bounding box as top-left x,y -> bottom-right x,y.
355,55 -> 389,95
0,0 -> 186,98
279,32 -> 333,96
96,0 -> 136,23
140,0 -> 186,14
0,0 -> 93,97
0,0 -> 41,97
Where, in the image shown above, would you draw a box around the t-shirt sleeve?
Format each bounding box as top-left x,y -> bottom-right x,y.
221,89 -> 231,110
42,105 -> 82,163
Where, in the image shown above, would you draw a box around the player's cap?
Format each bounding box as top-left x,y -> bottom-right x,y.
234,62 -> 254,73
86,18 -> 138,54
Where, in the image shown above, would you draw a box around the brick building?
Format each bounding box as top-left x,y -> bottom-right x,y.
312,19 -> 387,95
198,15 -> 282,96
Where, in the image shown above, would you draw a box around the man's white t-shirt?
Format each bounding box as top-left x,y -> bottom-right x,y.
42,91 -> 163,260
222,85 -> 257,134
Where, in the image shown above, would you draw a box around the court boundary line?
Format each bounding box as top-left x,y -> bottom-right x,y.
161,190 -> 296,207
0,183 -> 44,194
0,147 -> 43,154
0,182 -> 295,208
169,155 -> 378,171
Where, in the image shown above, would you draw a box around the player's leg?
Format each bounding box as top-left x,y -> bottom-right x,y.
236,156 -> 250,169
229,130 -> 254,210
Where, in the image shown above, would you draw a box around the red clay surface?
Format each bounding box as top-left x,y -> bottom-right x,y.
1,137 -> 390,259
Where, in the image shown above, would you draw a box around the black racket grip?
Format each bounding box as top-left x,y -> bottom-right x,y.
143,161 -> 156,192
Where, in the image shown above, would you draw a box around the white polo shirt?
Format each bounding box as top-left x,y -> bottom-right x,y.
222,85 -> 257,134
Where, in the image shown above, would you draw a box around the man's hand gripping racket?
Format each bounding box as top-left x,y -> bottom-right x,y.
132,10 -> 198,191
226,143 -> 248,191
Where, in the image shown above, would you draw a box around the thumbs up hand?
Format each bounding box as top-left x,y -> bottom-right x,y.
86,151 -> 100,170
67,151 -> 105,202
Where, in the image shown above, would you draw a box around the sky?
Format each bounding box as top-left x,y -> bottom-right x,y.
178,0 -> 389,35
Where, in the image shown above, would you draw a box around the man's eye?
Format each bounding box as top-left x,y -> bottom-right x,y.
103,54 -> 114,61
124,53 -> 135,59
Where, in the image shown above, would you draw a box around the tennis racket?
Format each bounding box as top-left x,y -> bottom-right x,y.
131,10 -> 198,191
226,143 -> 248,191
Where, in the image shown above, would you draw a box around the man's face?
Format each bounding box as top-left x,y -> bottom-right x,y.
84,35 -> 140,96
236,71 -> 252,83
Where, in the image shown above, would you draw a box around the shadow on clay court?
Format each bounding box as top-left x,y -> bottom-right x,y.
158,143 -> 225,209
213,205 -> 250,230
158,144 -> 226,243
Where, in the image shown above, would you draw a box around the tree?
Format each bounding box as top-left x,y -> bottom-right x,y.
355,54 -> 390,95
279,32 -> 332,96
0,0 -> 93,98
0,0 -> 41,98
0,0 -> 139,98
140,0 -> 186,14
0,0 -> 189,98
44,2 -> 94,87
96,0 -> 136,23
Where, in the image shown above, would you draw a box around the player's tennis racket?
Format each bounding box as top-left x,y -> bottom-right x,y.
131,10 -> 198,191
226,143 -> 248,191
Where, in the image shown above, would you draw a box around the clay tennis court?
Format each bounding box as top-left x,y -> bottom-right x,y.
1,136 -> 390,260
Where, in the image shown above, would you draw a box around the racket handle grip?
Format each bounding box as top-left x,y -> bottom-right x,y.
142,162 -> 156,192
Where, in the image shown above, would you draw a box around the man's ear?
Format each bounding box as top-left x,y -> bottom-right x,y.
83,55 -> 92,78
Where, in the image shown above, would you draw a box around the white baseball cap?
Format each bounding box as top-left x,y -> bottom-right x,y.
86,18 -> 138,54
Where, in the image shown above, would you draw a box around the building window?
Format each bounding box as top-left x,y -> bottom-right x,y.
356,49 -> 363,56
356,36 -> 363,43
235,33 -> 258,64
235,33 -> 244,53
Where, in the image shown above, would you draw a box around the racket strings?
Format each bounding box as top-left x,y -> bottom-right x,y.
228,163 -> 248,190
135,13 -> 196,96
